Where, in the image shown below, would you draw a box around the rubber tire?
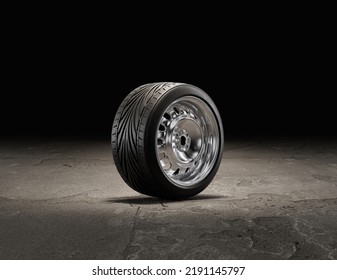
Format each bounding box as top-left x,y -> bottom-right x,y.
111,82 -> 224,199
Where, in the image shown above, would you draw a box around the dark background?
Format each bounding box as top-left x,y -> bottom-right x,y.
2,8 -> 335,141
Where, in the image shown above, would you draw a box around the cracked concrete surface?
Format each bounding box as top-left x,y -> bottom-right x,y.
0,138 -> 336,259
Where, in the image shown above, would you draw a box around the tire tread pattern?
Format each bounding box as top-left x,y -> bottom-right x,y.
111,82 -> 181,195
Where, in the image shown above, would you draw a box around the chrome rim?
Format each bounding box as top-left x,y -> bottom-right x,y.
156,96 -> 220,187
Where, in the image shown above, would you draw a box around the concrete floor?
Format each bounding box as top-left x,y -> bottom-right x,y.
0,137 -> 336,260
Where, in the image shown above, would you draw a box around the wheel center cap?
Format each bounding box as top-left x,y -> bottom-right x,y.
174,129 -> 191,152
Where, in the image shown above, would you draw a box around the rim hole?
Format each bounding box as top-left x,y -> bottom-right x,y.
163,163 -> 171,171
173,168 -> 180,175
180,136 -> 186,146
164,113 -> 171,120
159,124 -> 165,131
157,139 -> 164,146
185,168 -> 189,173
173,107 -> 179,114
159,152 -> 166,160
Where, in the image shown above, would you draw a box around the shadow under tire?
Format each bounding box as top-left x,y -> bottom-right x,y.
111,82 -> 224,199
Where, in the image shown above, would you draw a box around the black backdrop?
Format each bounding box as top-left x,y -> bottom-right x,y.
2,12 -> 335,140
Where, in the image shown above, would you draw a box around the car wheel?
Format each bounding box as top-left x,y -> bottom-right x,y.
111,82 -> 224,199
